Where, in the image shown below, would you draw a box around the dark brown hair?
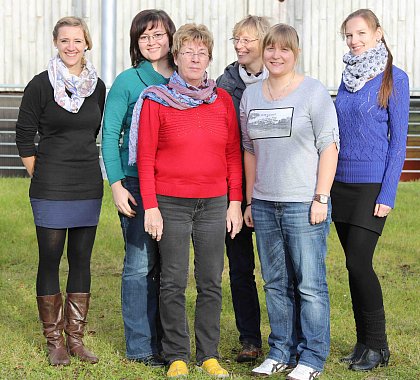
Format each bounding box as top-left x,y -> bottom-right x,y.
129,9 -> 176,67
341,9 -> 393,108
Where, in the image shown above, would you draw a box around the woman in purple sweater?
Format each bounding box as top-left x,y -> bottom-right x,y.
332,9 -> 409,372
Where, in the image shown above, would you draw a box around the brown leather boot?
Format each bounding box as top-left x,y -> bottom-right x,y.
64,293 -> 99,364
36,293 -> 71,366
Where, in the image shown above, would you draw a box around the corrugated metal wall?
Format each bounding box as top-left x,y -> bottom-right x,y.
0,0 -> 419,93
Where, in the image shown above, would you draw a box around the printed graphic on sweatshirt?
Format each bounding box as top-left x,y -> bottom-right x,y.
247,107 -> 294,140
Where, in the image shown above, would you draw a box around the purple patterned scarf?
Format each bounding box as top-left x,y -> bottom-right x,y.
128,70 -> 217,165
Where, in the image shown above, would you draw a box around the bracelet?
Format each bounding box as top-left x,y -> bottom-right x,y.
246,203 -> 252,208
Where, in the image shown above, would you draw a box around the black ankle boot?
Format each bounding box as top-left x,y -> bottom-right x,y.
349,347 -> 390,371
340,342 -> 366,364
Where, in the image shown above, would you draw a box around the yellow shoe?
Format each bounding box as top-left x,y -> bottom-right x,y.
200,358 -> 229,378
167,360 -> 189,378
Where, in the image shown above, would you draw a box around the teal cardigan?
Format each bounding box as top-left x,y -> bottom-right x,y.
102,61 -> 168,185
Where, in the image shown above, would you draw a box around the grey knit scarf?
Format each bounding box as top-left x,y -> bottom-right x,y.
342,42 -> 388,92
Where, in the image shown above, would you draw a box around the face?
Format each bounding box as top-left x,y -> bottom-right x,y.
263,43 -> 296,77
54,26 -> 87,75
138,21 -> 170,64
344,16 -> 382,55
174,41 -> 210,86
233,30 -> 262,70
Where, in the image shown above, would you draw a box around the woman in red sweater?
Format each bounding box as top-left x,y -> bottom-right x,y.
129,23 -> 243,378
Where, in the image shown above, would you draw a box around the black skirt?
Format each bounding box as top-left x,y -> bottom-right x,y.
331,181 -> 387,235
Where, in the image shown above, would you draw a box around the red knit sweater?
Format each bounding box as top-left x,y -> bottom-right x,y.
138,88 -> 243,209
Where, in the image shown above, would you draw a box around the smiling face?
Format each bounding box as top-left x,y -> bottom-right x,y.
234,30 -> 262,73
261,24 -> 300,79
174,40 -> 210,86
54,26 -> 87,75
138,21 -> 170,65
263,43 -> 296,78
344,16 -> 382,55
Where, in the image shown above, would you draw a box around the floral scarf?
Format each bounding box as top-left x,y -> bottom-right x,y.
342,41 -> 388,92
47,55 -> 98,113
128,71 -> 217,165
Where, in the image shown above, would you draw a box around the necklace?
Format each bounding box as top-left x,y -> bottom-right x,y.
266,71 -> 295,101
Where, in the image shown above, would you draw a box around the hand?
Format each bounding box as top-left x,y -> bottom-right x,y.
111,180 -> 137,217
21,156 -> 36,178
226,201 -> 243,239
310,201 -> 328,225
244,205 -> 254,228
374,203 -> 391,218
144,207 -> 163,241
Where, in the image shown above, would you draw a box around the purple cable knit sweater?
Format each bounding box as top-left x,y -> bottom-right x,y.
334,66 -> 410,208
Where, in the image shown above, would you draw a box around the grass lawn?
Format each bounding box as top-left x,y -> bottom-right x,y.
0,178 -> 418,380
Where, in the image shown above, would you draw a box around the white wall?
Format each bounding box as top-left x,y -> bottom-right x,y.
0,0 -> 418,94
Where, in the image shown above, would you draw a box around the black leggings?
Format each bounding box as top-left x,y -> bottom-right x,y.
335,222 -> 383,312
35,226 -> 97,296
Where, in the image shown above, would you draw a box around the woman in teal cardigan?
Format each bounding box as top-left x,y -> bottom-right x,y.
102,9 -> 175,366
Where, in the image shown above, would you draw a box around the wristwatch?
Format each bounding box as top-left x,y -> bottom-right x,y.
313,194 -> 329,204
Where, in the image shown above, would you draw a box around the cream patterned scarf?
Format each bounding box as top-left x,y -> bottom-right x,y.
47,55 -> 98,113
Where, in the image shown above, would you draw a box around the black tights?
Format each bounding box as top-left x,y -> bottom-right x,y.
335,222 -> 383,312
36,226 -> 97,296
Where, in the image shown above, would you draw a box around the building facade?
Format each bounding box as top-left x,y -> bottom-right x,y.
0,0 -> 419,94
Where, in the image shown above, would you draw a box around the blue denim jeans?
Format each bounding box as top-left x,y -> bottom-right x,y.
157,195 -> 227,364
120,176 -> 160,359
251,199 -> 331,371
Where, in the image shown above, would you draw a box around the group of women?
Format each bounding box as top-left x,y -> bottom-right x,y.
15,7 -> 409,380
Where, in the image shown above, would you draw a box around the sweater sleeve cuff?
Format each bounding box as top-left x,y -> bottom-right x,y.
107,172 -> 126,186
376,192 -> 396,209
142,195 -> 158,210
103,160 -> 126,185
17,145 -> 36,158
228,188 -> 243,202
376,182 -> 397,208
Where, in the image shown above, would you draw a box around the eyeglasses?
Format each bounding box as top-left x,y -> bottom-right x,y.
230,37 -> 258,46
138,33 -> 167,43
178,51 -> 210,60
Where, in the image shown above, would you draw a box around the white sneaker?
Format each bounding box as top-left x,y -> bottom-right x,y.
251,358 -> 290,376
286,364 -> 321,380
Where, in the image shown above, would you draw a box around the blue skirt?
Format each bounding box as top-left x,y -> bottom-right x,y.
30,198 -> 102,228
